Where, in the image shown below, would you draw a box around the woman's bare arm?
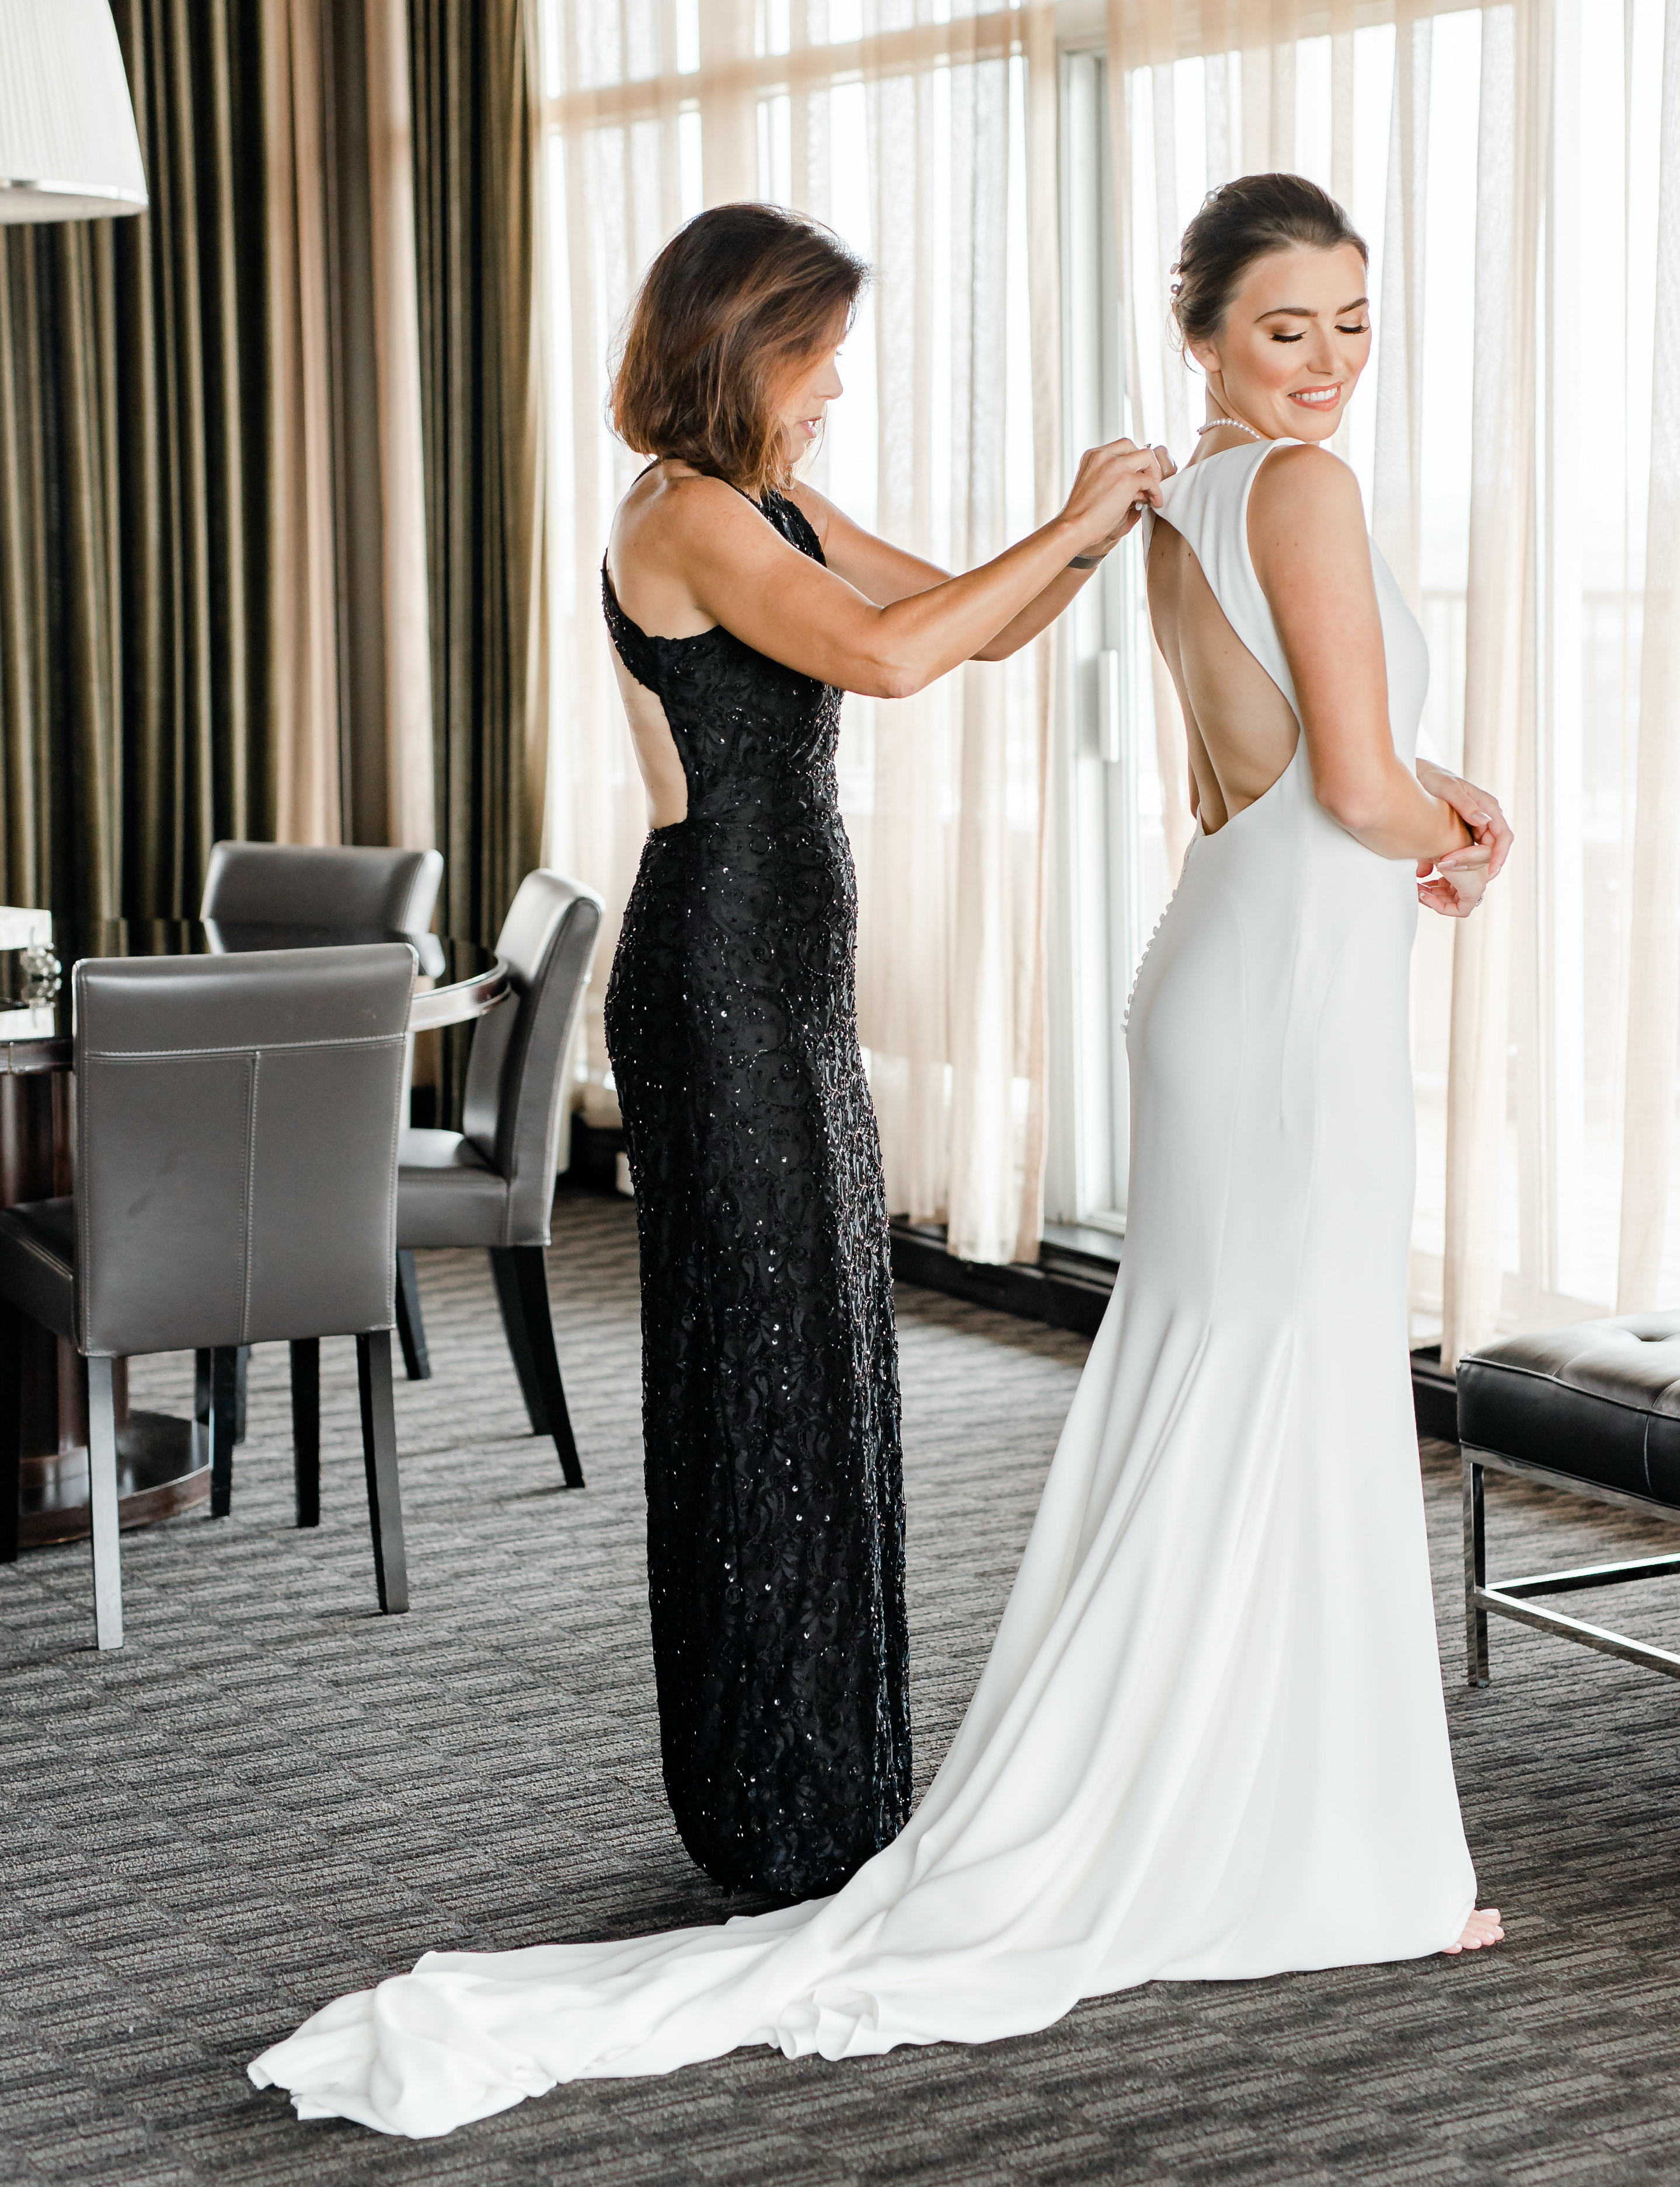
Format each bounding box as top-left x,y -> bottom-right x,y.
791,448 -> 1173,664
609,442 -> 1164,701
792,485 -> 1102,662
1248,448 -> 1469,864
783,487 -> 955,606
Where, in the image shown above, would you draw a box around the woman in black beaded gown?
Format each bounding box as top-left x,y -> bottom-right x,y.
598,205 -> 1169,1900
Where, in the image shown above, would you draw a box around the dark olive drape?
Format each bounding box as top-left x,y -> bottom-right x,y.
1,0 -> 545,1022
0,1 -> 273,935
0,217 -> 119,927
409,0 -> 546,1114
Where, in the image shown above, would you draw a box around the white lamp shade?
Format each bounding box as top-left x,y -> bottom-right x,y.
0,0 -> 146,224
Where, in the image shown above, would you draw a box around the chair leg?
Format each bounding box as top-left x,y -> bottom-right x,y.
1464,1451 -> 1490,1687
208,1346 -> 239,1518
357,1330 -> 408,1613
490,1246 -> 584,1489
490,1248 -> 548,1433
196,1344 -> 250,1442
87,1356 -> 124,1650
395,1249 -> 432,1380
0,1304 -> 21,1565
290,1338 -> 320,1529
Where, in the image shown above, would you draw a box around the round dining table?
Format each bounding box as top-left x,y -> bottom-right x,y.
0,918 -> 507,1550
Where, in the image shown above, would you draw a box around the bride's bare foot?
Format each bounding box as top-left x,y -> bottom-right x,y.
1443,1907 -> 1504,1955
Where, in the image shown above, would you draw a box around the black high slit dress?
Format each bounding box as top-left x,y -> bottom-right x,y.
601,489 -> 912,1900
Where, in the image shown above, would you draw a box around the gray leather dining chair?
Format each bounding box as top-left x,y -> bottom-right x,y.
200,840 -> 444,931
196,839 -> 444,1443
382,871 -> 602,1490
0,946 -> 416,1649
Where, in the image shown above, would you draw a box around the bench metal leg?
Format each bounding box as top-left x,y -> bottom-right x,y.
1466,1443 -> 1680,1681
87,1356 -> 123,1650
1464,1452 -> 1489,1686
290,1338 -> 320,1528
395,1250 -> 431,1381
490,1246 -> 584,1488
1473,1580 -> 1680,1677
357,1330 -> 407,1613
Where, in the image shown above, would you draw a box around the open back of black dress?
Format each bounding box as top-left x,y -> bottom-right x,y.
601,489 -> 912,1899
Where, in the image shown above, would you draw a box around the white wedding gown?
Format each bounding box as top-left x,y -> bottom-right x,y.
250,438 -> 1476,2138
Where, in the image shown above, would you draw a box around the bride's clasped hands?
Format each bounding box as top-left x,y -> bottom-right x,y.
1414,761 -> 1512,918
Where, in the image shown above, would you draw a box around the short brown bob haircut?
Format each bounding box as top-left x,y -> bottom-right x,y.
610,203 -> 869,502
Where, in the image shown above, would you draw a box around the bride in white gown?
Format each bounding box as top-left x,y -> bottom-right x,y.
251,175 -> 1508,2139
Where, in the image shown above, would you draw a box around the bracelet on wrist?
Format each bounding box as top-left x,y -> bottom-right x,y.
1069,552 -> 1107,570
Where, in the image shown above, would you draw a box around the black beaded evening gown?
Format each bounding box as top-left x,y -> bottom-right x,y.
600,489 -> 912,1900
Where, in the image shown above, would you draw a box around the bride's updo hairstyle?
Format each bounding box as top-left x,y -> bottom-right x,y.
611,203 -> 868,501
1170,173 -> 1367,348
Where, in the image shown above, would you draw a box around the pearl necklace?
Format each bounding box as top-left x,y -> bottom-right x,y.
1196,414 -> 1264,440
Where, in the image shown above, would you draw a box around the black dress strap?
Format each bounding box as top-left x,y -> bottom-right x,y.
761,489 -> 827,566
601,562 -> 664,695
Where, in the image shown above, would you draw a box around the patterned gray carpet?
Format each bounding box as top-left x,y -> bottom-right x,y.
5,1192 -> 1680,2185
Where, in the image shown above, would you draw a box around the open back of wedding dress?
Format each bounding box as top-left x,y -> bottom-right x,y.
252,438 -> 1476,2139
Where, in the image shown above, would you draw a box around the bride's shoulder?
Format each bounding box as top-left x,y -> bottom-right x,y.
1250,441 -> 1364,520
1247,444 -> 1367,567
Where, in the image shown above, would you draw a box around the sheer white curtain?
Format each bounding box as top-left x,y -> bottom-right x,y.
537,0 -> 1059,1263
1104,0 -> 1680,1356
1622,0 -> 1680,1314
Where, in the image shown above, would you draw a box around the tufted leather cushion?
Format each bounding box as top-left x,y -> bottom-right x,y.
1457,1314 -> 1680,1506
0,1197 -> 76,1339
395,1128 -> 510,1249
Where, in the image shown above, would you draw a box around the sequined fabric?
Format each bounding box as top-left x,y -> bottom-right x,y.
601,491 -> 912,1899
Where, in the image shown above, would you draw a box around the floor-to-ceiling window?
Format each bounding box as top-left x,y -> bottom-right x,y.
538,0 -> 1680,1339
539,1 -> 1057,1266
1053,0 -> 1680,1351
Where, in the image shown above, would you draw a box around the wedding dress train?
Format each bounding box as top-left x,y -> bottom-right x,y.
250,438 -> 1476,2139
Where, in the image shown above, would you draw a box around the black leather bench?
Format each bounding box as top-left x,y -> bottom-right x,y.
1458,1314 -> 1680,1685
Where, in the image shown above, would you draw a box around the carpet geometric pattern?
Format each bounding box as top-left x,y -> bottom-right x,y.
5,1192 -> 1680,2184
